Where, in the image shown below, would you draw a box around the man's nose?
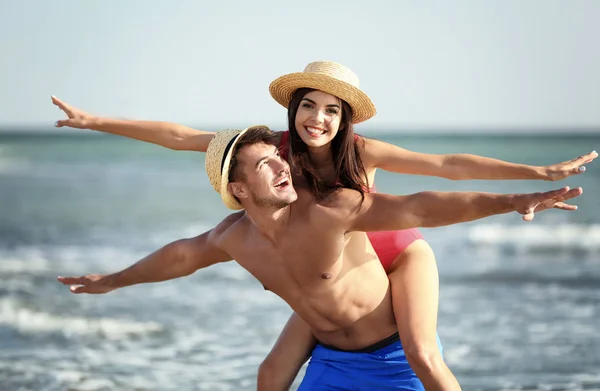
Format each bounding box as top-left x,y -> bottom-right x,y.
272,157 -> 288,172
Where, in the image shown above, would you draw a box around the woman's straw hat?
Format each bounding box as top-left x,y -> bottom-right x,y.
205,125 -> 270,210
269,61 -> 376,124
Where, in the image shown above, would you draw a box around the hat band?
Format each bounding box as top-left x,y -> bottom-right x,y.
220,133 -> 241,175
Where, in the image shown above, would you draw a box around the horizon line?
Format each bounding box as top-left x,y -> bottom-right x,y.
1,124 -> 599,135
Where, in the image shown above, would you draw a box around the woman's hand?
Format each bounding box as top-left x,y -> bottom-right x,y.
543,151 -> 598,181
52,95 -> 96,129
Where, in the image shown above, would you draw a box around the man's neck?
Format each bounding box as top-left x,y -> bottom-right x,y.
245,204 -> 291,243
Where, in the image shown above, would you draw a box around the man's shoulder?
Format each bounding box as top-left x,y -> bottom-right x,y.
318,188 -> 365,211
298,189 -> 366,230
211,211 -> 247,242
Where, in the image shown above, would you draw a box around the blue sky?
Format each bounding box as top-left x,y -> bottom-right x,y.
1,0 -> 599,132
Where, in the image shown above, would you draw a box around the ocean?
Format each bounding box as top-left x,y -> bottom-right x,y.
1,131 -> 599,391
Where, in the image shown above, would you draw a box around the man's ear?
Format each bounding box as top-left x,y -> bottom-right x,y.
228,181 -> 249,200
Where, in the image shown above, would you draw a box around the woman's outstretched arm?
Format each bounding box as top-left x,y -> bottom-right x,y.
51,96 -> 215,151
362,137 -> 597,181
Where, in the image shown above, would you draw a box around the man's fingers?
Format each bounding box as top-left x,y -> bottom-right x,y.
57,276 -> 86,285
539,186 -> 570,201
536,187 -> 582,206
522,211 -> 535,222
558,187 -> 583,202
70,285 -> 90,294
553,202 -> 578,211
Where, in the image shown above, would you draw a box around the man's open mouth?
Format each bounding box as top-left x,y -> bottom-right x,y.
274,177 -> 290,189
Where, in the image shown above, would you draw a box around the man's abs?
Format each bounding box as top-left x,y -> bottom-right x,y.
307,286 -> 398,351
255,258 -> 398,350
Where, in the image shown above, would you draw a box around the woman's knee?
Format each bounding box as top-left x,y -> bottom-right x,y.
257,357 -> 277,385
404,342 -> 445,374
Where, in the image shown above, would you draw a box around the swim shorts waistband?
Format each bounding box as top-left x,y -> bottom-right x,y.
318,332 -> 400,354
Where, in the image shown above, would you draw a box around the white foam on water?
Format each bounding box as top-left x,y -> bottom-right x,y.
0,297 -> 164,340
0,244 -> 149,274
467,223 -> 600,251
62,377 -> 115,391
0,248 -> 50,272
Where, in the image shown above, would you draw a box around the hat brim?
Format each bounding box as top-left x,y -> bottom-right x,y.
269,73 -> 376,124
218,127 -> 251,210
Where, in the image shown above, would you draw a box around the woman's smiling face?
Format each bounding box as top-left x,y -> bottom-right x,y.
294,90 -> 344,148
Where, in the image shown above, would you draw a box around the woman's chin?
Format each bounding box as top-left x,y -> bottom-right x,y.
299,132 -> 331,148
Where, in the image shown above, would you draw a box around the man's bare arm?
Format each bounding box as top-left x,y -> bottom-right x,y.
337,186 -> 583,233
57,215 -> 240,294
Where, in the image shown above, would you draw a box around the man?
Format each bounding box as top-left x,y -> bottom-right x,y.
58,125 -> 582,390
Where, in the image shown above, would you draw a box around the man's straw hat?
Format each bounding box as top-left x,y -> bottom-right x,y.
269,61 -> 376,124
205,125 -> 270,210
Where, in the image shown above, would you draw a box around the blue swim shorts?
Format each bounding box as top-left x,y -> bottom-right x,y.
297,332 -> 443,391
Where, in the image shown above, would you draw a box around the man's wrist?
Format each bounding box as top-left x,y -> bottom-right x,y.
104,272 -> 123,290
505,193 -> 521,213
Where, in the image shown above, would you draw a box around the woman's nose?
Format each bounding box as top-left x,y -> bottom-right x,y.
311,109 -> 325,124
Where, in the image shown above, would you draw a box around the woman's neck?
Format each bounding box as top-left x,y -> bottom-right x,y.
307,145 -> 337,184
308,145 -> 334,167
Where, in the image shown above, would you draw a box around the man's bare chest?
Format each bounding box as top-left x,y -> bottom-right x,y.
231,231 -> 346,290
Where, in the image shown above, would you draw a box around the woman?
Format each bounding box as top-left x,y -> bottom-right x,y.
52,61 -> 595,390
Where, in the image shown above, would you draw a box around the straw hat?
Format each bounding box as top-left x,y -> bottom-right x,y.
205,125 -> 270,210
269,61 -> 376,124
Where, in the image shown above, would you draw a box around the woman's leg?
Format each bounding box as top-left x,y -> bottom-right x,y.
388,239 -> 462,391
257,312 -> 316,391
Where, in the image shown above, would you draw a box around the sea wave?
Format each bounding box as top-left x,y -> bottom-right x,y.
445,270 -> 600,288
467,223 -> 600,252
0,297 -> 164,340
0,245 -> 148,274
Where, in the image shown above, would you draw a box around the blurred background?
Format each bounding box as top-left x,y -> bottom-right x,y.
1,1 -> 599,390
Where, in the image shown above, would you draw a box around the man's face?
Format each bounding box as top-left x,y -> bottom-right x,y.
229,142 -> 297,209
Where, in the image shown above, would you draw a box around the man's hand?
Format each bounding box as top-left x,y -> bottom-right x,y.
544,151 -> 597,181
513,186 -> 583,221
51,96 -> 96,129
57,274 -> 116,294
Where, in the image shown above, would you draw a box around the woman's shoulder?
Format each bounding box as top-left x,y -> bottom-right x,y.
354,133 -> 379,167
273,130 -> 288,144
